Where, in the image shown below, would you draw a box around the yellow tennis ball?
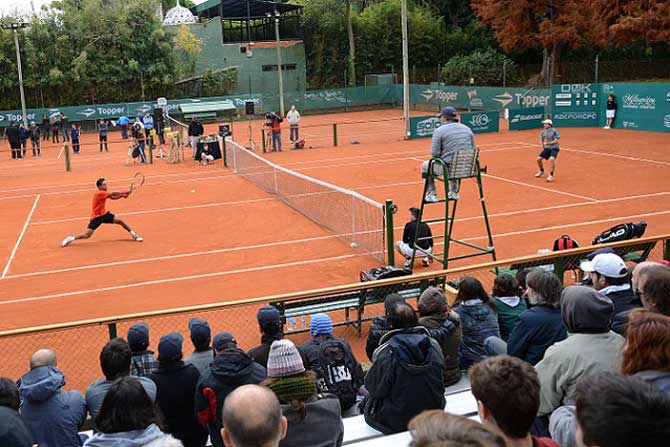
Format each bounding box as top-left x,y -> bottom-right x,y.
191,189 -> 196,193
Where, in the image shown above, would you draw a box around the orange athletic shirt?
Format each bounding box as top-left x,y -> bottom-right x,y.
91,190 -> 110,219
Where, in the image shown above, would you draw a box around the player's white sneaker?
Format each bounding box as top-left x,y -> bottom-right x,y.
61,236 -> 75,247
133,234 -> 143,242
546,175 -> 554,182
603,126 -> 610,129
535,171 -> 545,178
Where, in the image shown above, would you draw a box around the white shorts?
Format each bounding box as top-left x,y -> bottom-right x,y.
606,110 -> 616,119
396,241 -> 431,258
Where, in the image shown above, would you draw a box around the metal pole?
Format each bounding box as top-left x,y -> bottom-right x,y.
401,0 -> 410,139
13,29 -> 28,128
385,200 -> 395,265
502,60 -> 507,88
595,54 -> 599,84
274,13 -> 285,117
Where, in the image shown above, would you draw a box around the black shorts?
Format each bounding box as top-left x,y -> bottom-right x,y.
88,212 -> 115,230
99,135 -> 108,142
539,147 -> 560,160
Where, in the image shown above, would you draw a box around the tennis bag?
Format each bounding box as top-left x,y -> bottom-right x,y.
294,139 -> 305,149
360,266 -> 412,282
316,338 -> 363,410
593,221 -> 647,245
553,235 -> 580,269
131,144 -> 141,159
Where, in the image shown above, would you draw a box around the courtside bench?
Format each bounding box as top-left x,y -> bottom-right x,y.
271,278 -> 443,335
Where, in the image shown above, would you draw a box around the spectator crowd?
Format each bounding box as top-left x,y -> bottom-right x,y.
1,253 -> 670,447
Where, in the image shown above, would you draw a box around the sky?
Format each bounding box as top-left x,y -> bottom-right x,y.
0,0 -> 208,17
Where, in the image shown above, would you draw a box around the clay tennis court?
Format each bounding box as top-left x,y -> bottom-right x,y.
1,109 -> 669,335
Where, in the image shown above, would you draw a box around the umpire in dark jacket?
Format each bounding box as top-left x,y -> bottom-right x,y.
418,287 -> 462,386
365,293 -> 405,361
364,302 -> 446,434
195,332 -> 266,447
149,333 -> 207,447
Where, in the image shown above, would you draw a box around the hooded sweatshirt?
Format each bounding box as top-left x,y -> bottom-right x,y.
454,300 -> 500,369
536,286 -> 624,416
194,348 -> 266,447
83,424 -> 183,447
18,365 -> 86,447
364,327 -> 445,434
0,407 -> 33,447
286,107 -> 301,125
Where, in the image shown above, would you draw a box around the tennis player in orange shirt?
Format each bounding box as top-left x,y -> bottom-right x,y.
61,177 -> 143,247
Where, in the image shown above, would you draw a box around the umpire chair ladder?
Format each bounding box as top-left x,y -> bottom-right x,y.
410,148 -> 496,270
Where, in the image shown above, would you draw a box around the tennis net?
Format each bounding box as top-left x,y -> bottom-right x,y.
227,138 -> 386,262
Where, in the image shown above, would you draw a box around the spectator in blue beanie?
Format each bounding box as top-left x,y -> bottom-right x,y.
128,323 -> 159,377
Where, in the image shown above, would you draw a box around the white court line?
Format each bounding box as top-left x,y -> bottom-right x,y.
515,142 -> 670,167
57,146 -> 64,160
11,190 -> 670,280
1,195 -> 40,279
483,174 -> 599,202
0,253 -> 359,306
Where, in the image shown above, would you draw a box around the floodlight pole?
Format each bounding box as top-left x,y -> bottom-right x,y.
2,22 -> 29,128
400,0 -> 410,139
268,10 -> 285,117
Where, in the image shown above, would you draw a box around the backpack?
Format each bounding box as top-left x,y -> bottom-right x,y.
317,338 -> 361,410
593,221 -> 647,245
294,139 -> 305,149
360,266 -> 412,282
553,235 -> 580,270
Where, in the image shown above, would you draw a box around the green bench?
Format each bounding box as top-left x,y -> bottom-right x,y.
270,279 -> 443,335
184,112 -> 217,119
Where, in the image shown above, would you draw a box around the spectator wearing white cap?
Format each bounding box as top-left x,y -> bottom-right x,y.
580,253 -> 640,335
264,339 -> 344,447
184,318 -> 214,374
149,333 -> 207,447
535,119 -> 560,182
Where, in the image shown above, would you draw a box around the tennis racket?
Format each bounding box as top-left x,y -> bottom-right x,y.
130,172 -> 145,192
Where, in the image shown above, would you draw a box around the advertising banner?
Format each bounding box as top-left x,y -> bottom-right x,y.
551,84 -> 599,127
461,110 -> 500,134
508,107 -> 545,131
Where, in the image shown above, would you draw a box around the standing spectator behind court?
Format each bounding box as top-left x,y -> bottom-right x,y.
491,274 -> 527,342
188,116 -> 204,158
71,124 -> 81,154
42,114 -> 50,141
98,119 -> 109,152
5,122 -> 22,159
418,287 -> 462,386
195,332 -> 266,447
83,377 -> 183,447
132,118 -> 147,164
143,112 -> 154,147
50,116 -> 60,143
286,105 -> 300,144
485,270 -> 566,365
149,333 -> 207,447
581,253 -> 640,335
85,338 -> 157,426
118,115 -> 130,139
128,323 -> 159,377
604,94 -> 617,129
264,339 -> 344,447
29,122 -> 41,157
267,112 -> 283,152
452,277 -> 500,369
18,123 -> 28,157
18,349 -> 86,447
365,293 -> 405,361
184,318 -> 214,374
363,302 -> 445,434
60,113 -> 69,142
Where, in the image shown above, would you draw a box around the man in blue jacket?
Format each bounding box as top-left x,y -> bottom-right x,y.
17,349 -> 86,447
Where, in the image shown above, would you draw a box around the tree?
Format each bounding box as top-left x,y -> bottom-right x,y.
441,49 -> 517,86
344,0 -> 357,86
604,1 -> 670,43
472,0 -> 602,81
174,24 -> 203,79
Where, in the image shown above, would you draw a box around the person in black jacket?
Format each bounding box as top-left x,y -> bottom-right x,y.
149,333 -> 207,447
4,123 -> 22,159
581,253 -> 640,335
365,293 -> 405,361
604,94 -> 617,129
418,287 -> 462,386
188,116 -> 204,158
195,332 -> 266,447
396,207 -> 433,268
364,302 -> 445,434
247,306 -> 308,369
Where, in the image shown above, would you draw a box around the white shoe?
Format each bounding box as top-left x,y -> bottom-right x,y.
425,192 -> 439,203
535,171 -> 545,178
421,258 -> 430,267
604,126 -> 610,129
61,236 -> 75,247
133,234 -> 143,242
546,175 -> 554,182
448,191 -> 460,200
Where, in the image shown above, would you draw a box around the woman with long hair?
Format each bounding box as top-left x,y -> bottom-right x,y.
452,277 -> 500,369
622,308 -> 670,392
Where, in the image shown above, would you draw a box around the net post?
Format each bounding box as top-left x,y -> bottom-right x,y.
261,129 -> 266,153
385,199 -> 395,266
333,123 -> 338,147
220,136 -> 228,168
148,137 -> 154,164
64,143 -> 71,172
351,196 -> 356,246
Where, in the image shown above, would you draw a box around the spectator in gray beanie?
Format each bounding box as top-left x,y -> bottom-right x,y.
536,286 -> 624,418
128,323 -> 159,377
184,318 -> 213,374
263,339 -> 343,447
418,287 -> 462,386
366,293 -> 405,360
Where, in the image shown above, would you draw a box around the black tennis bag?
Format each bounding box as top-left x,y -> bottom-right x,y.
131,144 -> 141,159
593,221 -> 647,245
360,266 -> 412,282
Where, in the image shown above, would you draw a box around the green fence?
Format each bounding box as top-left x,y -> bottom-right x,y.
509,107 -> 545,131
